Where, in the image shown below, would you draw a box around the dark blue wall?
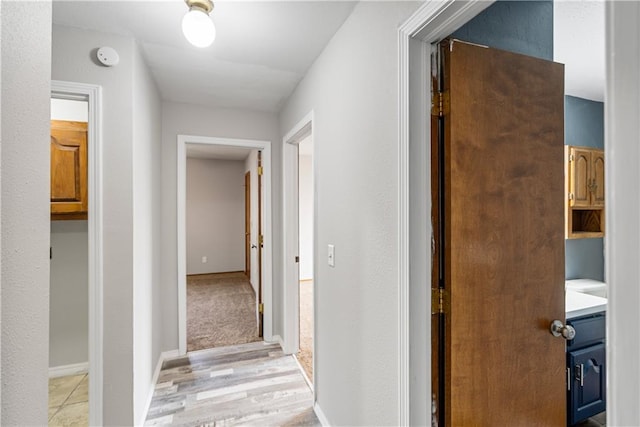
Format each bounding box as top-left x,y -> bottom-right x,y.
452,0 -> 553,60
564,96 -> 605,281
452,1 -> 604,281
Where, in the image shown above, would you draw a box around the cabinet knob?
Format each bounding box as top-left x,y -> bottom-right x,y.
550,320 -> 576,340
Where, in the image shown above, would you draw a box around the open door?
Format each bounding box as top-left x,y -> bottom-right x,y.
258,150 -> 264,337
245,171 -> 251,280
431,39 -> 566,425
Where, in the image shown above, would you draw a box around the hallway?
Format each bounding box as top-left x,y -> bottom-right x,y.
145,341 -> 318,426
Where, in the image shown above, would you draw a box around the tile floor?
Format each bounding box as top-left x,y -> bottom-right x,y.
575,411 -> 606,427
48,374 -> 89,426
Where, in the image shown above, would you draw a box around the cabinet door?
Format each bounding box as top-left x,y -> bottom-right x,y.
50,120 -> 88,218
570,147 -> 591,208
591,150 -> 605,207
568,343 -> 606,425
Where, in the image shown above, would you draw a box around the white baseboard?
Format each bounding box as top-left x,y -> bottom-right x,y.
139,349 -> 180,426
49,362 -> 89,378
314,402 -> 331,426
266,334 -> 284,349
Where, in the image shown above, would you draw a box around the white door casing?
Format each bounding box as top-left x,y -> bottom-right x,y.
176,135 -> 274,354
51,80 -> 104,427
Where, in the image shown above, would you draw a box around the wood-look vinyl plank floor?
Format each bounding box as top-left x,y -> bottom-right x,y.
145,341 -> 320,426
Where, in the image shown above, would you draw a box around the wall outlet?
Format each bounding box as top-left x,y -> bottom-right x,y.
202,256 -> 207,263
328,244 -> 335,267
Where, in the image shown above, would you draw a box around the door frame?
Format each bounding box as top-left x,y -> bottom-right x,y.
51,80 -> 104,426
282,111 -> 316,388
176,135 -> 273,354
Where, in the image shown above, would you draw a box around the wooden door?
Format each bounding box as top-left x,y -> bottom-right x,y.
245,171 -> 251,280
570,147 -> 591,208
591,150 -> 605,207
432,39 -> 566,426
257,151 -> 264,337
50,120 -> 88,219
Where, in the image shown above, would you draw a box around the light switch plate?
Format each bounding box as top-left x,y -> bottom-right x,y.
328,244 -> 335,267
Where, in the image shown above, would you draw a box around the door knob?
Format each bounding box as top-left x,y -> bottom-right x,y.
550,320 -> 576,340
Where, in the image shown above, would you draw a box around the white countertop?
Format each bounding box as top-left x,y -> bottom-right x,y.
566,290 -> 607,319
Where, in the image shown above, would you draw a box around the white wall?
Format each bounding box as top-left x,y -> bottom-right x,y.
50,99 -> 89,369
298,149 -> 313,281
1,1 -> 52,425
161,102 -> 282,350
132,44 -> 163,425
50,221 -> 89,367
186,158 -> 245,275
606,2 -> 640,424
244,150 -> 259,293
278,2 -> 420,425
52,25 -> 163,425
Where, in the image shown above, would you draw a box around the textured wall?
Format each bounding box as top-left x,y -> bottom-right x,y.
564,95 -> 605,281
132,43 -> 163,426
52,25 -> 136,424
186,158 -> 245,275
278,2 -> 421,425
1,1 -> 52,424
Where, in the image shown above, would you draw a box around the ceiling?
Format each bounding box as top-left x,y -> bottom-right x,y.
554,1 -> 605,102
52,1 -> 605,113
53,0 -> 357,113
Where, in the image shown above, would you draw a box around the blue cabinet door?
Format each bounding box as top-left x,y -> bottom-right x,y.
568,343 -> 606,425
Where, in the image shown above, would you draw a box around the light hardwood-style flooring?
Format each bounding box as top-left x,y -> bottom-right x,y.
48,373 -> 89,426
145,341 -> 320,426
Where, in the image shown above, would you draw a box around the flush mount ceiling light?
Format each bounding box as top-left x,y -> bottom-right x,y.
182,0 -> 216,48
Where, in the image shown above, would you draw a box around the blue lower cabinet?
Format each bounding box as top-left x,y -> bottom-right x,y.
567,313 -> 606,426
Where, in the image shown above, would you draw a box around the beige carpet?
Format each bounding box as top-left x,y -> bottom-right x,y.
298,280 -> 313,382
187,272 -> 260,352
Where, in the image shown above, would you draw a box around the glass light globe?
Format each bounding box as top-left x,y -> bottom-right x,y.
182,7 -> 216,48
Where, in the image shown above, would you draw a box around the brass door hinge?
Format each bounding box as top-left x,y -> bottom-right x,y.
431,288 -> 449,315
568,192 -> 575,201
259,235 -> 264,245
295,256 -> 299,263
259,303 -> 264,314
258,166 -> 264,176
569,154 -> 575,162
431,91 -> 450,117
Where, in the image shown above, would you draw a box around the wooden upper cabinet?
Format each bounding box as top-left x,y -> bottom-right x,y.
591,150 -> 605,207
566,145 -> 605,238
51,120 -> 88,220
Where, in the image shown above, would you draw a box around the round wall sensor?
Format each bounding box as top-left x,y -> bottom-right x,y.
96,47 -> 119,67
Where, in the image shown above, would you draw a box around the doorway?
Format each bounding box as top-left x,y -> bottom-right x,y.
177,135 -> 274,355
50,81 -> 104,426
297,134 -> 314,383
283,112 -> 316,388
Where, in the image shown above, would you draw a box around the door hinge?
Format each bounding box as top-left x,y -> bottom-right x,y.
257,166 -> 264,176
259,235 -> 264,245
431,91 -> 450,117
431,288 -> 449,315
295,256 -> 299,263
259,303 -> 264,314
568,192 -> 574,201
569,154 -> 575,162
